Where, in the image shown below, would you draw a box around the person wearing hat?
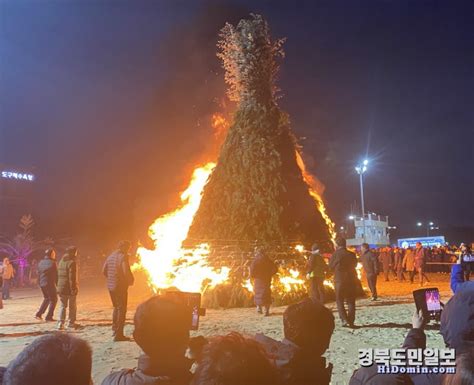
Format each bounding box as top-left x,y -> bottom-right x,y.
102,240 -> 135,341
57,246 -> 80,330
306,243 -> 328,303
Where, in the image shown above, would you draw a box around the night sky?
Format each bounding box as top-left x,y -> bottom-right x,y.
1,0 -> 473,249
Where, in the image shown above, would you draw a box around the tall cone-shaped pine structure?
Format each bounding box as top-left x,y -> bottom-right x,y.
188,14 -> 333,249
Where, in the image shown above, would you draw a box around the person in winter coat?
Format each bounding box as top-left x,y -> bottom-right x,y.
249,248 -> 278,316
393,247 -> 406,281
255,298 -> 335,385
360,243 -> 379,300
328,237 -> 358,327
35,248 -> 58,321
306,243 -> 328,303
57,246 -> 80,330
350,273 -> 474,385
379,247 -> 392,282
1,258 -> 14,300
402,248 -> 416,283
101,296 -> 192,385
450,250 -> 474,293
414,242 -> 426,286
103,240 -> 135,341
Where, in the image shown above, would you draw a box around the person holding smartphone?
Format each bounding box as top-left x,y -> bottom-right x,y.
451,245 -> 474,293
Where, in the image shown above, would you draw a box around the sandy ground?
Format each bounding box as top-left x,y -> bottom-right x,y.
0,273 -> 452,385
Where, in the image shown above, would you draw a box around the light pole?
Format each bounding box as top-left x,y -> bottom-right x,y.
417,221 -> 438,237
355,159 -> 368,242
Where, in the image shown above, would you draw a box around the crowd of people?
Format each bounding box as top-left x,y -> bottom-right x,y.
0,238 -> 473,385
357,242 -> 474,301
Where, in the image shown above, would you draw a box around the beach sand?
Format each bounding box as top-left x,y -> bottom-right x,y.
0,273 -> 451,385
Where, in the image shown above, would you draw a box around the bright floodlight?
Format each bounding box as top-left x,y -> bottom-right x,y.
417,222 -> 422,227
340,226 -> 344,230
429,221 -> 434,226
355,160 -> 368,175
348,215 -> 355,220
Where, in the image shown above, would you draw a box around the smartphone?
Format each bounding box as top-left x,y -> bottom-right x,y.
413,287 -> 441,321
162,291 -> 204,330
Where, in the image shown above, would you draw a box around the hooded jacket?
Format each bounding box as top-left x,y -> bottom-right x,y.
57,253 -> 78,295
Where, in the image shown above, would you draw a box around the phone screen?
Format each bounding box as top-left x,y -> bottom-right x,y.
191,305 -> 200,329
425,289 -> 441,312
413,287 -> 441,321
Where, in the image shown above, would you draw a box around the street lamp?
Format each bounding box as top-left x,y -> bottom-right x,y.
355,159 -> 369,242
417,221 -> 438,236
348,215 -> 355,220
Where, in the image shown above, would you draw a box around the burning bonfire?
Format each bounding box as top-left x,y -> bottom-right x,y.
134,14 -> 361,306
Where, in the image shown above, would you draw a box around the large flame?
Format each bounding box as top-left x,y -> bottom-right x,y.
136,162 -> 230,292
296,151 -> 336,243
135,115 -> 342,298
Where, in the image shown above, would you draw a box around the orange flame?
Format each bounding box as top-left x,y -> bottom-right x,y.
295,151 -> 336,244
135,117 -> 339,298
135,163 -> 230,292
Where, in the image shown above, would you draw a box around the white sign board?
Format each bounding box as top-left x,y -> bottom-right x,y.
1,171 -> 35,182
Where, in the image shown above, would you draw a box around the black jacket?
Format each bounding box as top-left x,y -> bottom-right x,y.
360,250 -> 378,276
101,354 -> 191,385
37,257 -> 58,288
103,250 -> 134,291
328,247 -> 358,284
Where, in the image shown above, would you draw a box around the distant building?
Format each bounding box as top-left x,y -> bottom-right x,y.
347,213 -> 390,248
0,164 -> 35,233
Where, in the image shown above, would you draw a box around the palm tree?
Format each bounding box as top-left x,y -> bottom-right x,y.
0,215 -> 54,286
